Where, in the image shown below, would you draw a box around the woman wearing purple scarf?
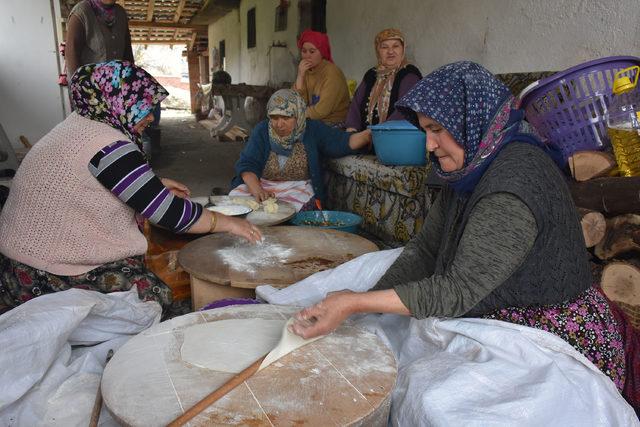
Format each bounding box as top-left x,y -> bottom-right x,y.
290,61 -> 637,411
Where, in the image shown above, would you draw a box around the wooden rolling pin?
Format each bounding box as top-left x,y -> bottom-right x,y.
167,354 -> 267,427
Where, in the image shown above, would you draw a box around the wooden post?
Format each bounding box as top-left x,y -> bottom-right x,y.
187,51 -> 200,113
199,55 -> 209,84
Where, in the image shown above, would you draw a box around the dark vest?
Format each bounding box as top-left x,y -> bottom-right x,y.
359,64 -> 422,127
69,1 -> 129,74
435,143 -> 591,316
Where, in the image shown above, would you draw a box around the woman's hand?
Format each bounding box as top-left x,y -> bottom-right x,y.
297,59 -> 314,76
161,178 -> 191,199
289,290 -> 357,339
249,185 -> 274,203
224,216 -> 263,243
348,129 -> 373,151
345,127 -> 358,133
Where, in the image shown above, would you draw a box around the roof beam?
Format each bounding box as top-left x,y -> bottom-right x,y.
132,40 -> 188,45
146,0 -> 155,21
174,0 -> 187,22
129,21 -> 207,31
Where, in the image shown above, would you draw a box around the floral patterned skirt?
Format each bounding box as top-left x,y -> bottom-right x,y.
484,286 -> 626,391
0,252 -> 173,316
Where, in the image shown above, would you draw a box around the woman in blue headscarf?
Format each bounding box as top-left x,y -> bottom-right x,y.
290,62 -> 636,407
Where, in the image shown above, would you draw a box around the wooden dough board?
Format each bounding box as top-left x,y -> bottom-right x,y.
178,226 -> 379,289
101,304 -> 397,426
210,195 -> 297,226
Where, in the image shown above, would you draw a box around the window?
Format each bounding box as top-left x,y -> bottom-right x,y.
218,40 -> 226,70
275,4 -> 287,32
247,7 -> 256,49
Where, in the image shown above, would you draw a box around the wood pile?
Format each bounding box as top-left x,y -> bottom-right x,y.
568,150 -> 640,328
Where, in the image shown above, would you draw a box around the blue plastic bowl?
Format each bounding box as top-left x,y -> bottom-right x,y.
291,210 -> 362,233
369,120 -> 426,166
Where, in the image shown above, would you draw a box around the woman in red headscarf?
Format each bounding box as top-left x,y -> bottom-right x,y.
293,29 -> 350,127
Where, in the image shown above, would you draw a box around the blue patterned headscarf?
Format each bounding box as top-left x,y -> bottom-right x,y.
267,89 -> 307,156
396,61 -> 553,193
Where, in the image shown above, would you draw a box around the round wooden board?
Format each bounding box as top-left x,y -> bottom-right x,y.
210,195 -> 297,226
102,304 -> 397,426
178,226 -> 378,289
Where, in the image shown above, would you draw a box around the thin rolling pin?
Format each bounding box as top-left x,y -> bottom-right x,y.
167,354 -> 267,427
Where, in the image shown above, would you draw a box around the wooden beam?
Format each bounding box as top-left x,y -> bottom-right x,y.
129,21 -> 207,31
173,0 -> 188,44
188,32 -> 198,51
132,40 -> 188,45
174,0 -> 187,22
146,0 -> 155,21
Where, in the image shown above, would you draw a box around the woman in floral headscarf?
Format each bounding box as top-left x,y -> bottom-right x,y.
231,89 -> 371,210
293,30 -> 351,127
290,61 -> 638,412
345,29 -> 422,132
0,61 -> 261,317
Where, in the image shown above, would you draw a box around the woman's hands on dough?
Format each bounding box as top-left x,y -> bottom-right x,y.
289,290 -> 356,339
250,185 -> 275,203
290,289 -> 412,339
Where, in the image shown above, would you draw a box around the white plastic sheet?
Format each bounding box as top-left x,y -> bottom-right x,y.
258,249 -> 639,426
0,287 -> 161,426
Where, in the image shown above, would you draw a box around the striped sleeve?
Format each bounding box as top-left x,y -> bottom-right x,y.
89,140 -> 202,233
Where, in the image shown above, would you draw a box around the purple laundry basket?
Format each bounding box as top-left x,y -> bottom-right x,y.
520,56 -> 640,165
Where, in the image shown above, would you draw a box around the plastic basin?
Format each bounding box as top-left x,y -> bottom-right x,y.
369,120 -> 426,166
291,210 -> 362,234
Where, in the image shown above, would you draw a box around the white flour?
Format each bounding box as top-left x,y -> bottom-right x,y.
217,236 -> 294,274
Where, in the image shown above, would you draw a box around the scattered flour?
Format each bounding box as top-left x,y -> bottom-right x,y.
217,236 -> 294,274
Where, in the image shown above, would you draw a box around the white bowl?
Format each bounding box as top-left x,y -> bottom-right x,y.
206,205 -> 253,217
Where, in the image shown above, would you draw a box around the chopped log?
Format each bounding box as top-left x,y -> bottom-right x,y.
568,151 -> 616,181
594,214 -> 640,260
577,208 -> 606,248
600,261 -> 640,329
568,176 -> 640,215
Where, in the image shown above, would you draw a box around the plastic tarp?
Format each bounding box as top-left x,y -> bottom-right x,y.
257,249 -> 639,426
0,287 -> 161,426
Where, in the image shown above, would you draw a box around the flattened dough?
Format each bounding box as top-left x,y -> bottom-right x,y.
180,318 -> 324,374
259,318 -> 323,371
180,319 -> 285,372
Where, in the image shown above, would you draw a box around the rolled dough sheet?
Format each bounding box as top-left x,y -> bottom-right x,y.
259,318 -> 322,371
180,318 -> 323,374
180,319 -> 285,373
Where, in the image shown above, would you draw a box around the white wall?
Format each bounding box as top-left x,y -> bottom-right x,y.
0,0 -> 66,149
208,0 -> 300,85
208,9 -> 242,81
327,0 -> 640,83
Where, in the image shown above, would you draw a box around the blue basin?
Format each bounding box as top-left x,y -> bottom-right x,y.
291,210 -> 362,234
369,120 -> 426,166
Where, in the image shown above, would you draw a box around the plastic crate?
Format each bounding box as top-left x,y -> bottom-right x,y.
520,56 -> 640,165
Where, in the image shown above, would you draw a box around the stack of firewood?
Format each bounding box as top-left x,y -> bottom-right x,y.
567,151 -> 640,328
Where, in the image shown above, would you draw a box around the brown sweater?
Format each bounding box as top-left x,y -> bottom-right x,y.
296,60 -> 350,125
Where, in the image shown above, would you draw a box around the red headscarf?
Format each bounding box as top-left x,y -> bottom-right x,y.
297,29 -> 333,63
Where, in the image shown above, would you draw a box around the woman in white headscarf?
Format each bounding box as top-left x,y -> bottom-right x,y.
231,89 -> 371,210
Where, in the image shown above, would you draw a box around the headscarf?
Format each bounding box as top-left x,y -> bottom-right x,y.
297,30 -> 333,63
367,29 -> 409,124
396,61 -> 553,193
70,60 -> 168,148
266,89 -> 307,156
88,0 -> 116,27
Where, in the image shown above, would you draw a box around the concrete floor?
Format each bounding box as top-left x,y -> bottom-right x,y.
146,109 -> 244,197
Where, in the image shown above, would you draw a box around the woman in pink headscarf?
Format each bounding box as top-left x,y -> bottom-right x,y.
293,29 -> 350,127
